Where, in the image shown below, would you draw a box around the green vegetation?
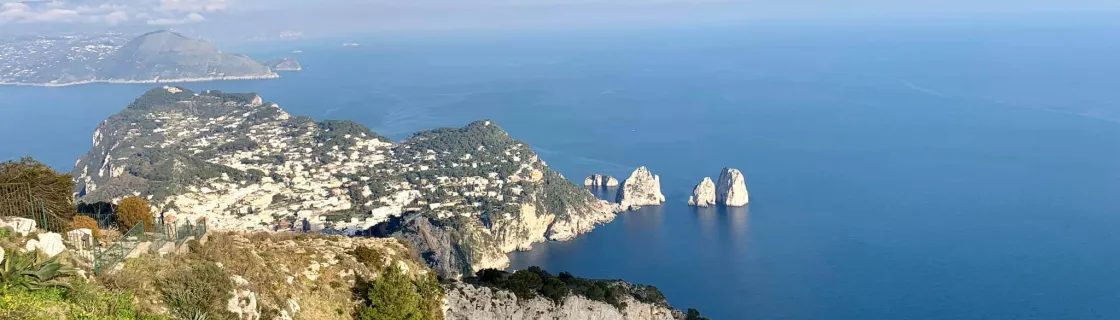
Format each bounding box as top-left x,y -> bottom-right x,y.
359,266 -> 442,320
0,157 -> 75,227
0,250 -> 78,293
466,266 -> 668,309
0,284 -> 166,320
686,308 -> 712,320
156,261 -> 234,320
117,196 -> 153,233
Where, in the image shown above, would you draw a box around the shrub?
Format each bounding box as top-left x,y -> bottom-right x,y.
67,215 -> 102,239
353,246 -> 387,271
117,196 -> 154,232
360,267 -> 441,320
0,249 -> 79,293
156,261 -> 233,320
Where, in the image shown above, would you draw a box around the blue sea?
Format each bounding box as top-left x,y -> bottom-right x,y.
3,21 -> 1120,319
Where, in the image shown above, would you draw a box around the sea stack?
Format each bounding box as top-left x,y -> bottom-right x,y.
616,166 -> 666,210
688,177 -> 716,207
715,168 -> 749,206
583,174 -> 620,187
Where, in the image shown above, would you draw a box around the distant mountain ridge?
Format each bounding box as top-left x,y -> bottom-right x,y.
0,30 -> 293,86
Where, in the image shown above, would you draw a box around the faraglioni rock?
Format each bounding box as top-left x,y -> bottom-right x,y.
71,87 -> 622,279
687,177 -> 716,207
715,167 -> 749,206
616,167 -> 666,210
583,174 -> 620,187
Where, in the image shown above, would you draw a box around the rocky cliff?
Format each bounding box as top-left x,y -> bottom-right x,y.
616,167 -> 666,210
444,282 -> 683,320
688,177 -> 716,207
72,87 -> 621,279
715,168 -> 749,206
584,174 -> 620,187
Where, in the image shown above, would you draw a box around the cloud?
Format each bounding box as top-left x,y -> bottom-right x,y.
156,0 -> 227,13
0,0 -> 224,25
146,11 -> 203,25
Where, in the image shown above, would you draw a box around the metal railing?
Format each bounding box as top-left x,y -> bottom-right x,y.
94,221 -> 146,276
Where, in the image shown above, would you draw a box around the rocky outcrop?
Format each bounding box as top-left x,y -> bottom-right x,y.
716,168 -> 749,206
616,167 -> 665,210
687,177 -> 716,207
443,282 -> 684,320
584,174 -> 620,187
266,58 -> 302,72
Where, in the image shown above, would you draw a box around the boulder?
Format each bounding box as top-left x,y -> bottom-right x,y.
688,177 -> 716,207
616,167 -> 665,210
0,217 -> 36,236
715,168 -> 749,206
28,232 -> 66,257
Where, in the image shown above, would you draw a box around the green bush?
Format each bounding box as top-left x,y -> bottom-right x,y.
359,267 -> 442,320
156,261 -> 233,320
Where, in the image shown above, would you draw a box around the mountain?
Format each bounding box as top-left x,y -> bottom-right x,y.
0,31 -> 277,86
72,87 -> 622,278
97,30 -> 276,81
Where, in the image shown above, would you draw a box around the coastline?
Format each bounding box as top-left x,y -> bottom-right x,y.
0,73 -> 280,87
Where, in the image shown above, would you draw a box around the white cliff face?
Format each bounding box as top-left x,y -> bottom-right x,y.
716,168 -> 749,206
688,177 -> 716,207
584,174 -> 620,187
616,167 -> 666,210
443,282 -> 683,320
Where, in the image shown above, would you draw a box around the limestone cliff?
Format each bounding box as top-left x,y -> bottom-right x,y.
584,174 -> 620,187
716,168 -> 749,206
72,87 -> 621,279
443,282 -> 684,320
688,177 -> 716,207
616,167 -> 666,210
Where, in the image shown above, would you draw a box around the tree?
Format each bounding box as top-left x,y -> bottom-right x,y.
117,196 -> 153,232
67,215 -> 101,239
0,157 -> 75,227
360,266 -> 440,320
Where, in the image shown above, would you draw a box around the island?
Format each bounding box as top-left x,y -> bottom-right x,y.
584,174 -> 620,187
616,166 -> 666,210
688,168 -> 750,207
0,30 -> 280,86
266,58 -> 302,71
72,87 -> 624,278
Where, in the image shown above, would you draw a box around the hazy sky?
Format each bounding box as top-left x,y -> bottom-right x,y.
2,0 -> 1120,38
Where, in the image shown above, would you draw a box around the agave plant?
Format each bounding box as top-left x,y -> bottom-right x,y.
0,249 -> 79,292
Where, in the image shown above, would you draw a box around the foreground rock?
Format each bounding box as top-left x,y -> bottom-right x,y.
616,167 -> 666,210
444,279 -> 684,320
687,177 -> 716,207
584,174 -> 620,187
716,168 -> 750,206
72,87 -> 622,278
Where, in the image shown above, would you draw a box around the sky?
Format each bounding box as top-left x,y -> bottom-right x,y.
2,0 -> 1120,39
